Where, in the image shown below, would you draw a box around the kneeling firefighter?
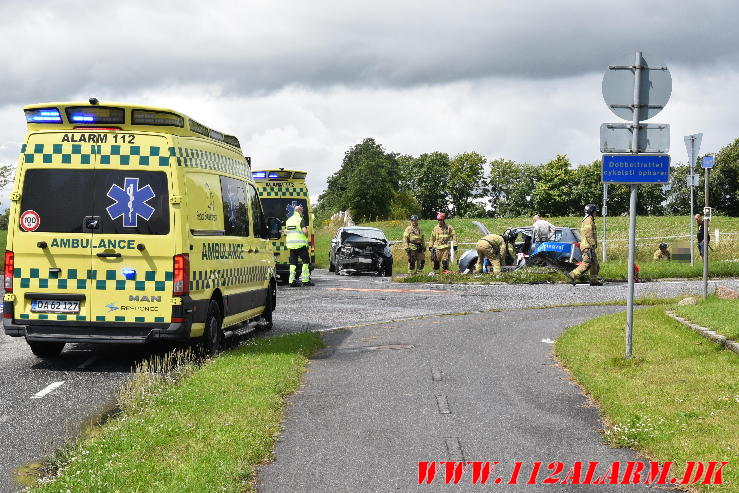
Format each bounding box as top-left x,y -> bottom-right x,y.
403,215 -> 425,274
475,232 -> 515,274
429,213 -> 457,273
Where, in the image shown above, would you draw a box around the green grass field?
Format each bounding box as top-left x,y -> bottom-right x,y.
674,296 -> 739,341
555,307 -> 739,492
315,216 -> 739,278
34,333 -> 324,493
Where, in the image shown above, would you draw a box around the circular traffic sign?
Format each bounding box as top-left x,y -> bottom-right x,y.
602,53 -> 672,121
20,210 -> 40,232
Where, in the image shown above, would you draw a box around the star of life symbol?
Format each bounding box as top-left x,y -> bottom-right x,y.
106,177 -> 156,228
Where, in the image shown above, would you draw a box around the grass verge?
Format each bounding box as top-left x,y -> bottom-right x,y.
555,307 -> 738,492
673,296 -> 739,341
34,332 -> 324,493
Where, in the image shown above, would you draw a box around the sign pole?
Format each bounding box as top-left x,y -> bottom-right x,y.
703,167 -> 710,299
602,183 -> 608,262
625,50 -> 642,360
690,141 -> 695,266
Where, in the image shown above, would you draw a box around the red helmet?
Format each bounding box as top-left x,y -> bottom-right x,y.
436,212 -> 446,220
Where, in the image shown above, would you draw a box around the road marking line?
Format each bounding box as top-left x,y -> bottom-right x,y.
445,437 -> 465,461
435,394 -> 451,414
31,381 -> 65,399
542,338 -> 555,344
325,287 -> 446,293
77,355 -> 99,370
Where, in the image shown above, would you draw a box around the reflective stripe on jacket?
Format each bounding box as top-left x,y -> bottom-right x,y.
285,212 -> 308,249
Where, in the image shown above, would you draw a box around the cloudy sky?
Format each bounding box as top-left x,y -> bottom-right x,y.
1,0 -> 738,198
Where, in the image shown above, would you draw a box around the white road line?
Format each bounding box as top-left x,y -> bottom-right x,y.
542,338 -> 555,344
31,381 -> 65,399
77,355 -> 99,370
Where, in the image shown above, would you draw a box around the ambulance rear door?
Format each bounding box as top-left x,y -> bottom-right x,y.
86,133 -> 176,326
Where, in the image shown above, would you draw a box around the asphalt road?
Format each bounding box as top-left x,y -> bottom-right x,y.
258,306 -> 653,492
0,270 -> 736,491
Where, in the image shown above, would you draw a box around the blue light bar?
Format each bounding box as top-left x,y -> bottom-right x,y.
70,113 -> 95,122
25,108 -> 62,123
252,171 -> 267,179
268,172 -> 279,179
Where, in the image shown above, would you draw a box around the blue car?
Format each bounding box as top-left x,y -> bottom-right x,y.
458,222 -> 583,273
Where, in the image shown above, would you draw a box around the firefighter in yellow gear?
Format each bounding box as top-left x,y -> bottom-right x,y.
428,212 -> 457,273
403,215 -> 425,274
653,242 -> 671,260
566,204 -> 602,286
475,234 -> 505,274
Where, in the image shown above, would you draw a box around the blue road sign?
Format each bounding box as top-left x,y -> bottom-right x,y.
602,154 -> 670,184
702,155 -> 714,169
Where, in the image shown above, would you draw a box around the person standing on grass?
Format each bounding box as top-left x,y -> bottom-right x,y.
695,214 -> 710,259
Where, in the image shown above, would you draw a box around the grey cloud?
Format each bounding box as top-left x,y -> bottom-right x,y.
2,1 -> 739,106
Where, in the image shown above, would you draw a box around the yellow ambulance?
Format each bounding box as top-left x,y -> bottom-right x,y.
251,169 -> 314,282
4,100 -> 279,358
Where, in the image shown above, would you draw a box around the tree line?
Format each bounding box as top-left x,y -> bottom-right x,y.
315,138 -> 739,223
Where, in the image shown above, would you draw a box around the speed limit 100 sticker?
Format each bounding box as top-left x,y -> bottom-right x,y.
20,210 -> 40,232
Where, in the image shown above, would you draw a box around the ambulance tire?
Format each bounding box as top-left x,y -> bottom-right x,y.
28,341 -> 65,358
384,259 -> 393,277
328,259 -> 335,272
257,281 -> 276,331
202,301 -> 223,357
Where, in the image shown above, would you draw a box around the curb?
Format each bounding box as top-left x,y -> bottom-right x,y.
665,310 -> 739,354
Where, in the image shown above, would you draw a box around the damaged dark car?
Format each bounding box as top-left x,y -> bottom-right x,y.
329,227 -> 393,276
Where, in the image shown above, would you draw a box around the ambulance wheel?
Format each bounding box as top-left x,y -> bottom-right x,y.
202,301 -> 223,356
257,281 -> 276,331
28,341 -> 65,358
384,259 -> 393,277
328,260 -> 335,272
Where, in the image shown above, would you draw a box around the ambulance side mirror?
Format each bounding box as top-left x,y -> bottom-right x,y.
268,217 -> 282,240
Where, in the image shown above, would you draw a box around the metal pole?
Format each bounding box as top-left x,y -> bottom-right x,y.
703,168 -> 710,299
625,50 -> 642,360
602,183 -> 608,262
626,184 -> 637,359
690,147 -> 695,266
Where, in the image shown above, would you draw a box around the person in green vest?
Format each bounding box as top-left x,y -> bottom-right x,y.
285,205 -> 313,287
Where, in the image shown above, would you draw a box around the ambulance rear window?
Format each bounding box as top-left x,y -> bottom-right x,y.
261,198 -> 309,226
19,169 -> 169,235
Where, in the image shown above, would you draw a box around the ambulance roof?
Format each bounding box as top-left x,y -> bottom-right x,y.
23,101 -> 242,150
